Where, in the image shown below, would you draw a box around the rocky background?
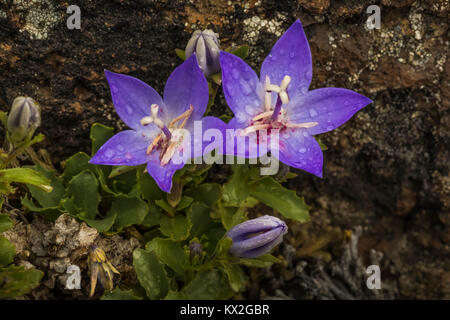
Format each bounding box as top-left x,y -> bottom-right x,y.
0,0 -> 449,299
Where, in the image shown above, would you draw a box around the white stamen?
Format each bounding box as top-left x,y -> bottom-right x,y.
252,110 -> 274,122
265,84 -> 281,93
279,91 -> 289,105
280,75 -> 291,91
239,124 -> 271,136
286,121 -> 318,129
140,116 -> 154,126
151,104 -> 159,118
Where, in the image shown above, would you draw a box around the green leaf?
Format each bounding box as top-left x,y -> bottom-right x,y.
223,263 -> 247,292
146,238 -> 187,277
155,199 -> 174,215
223,165 -> 252,206
133,249 -> 169,300
0,214 -> 14,232
231,45 -> 250,59
250,177 -> 310,222
108,196 -> 148,230
61,152 -> 94,184
26,165 -> 64,208
0,236 -> 15,266
90,123 -> 114,155
101,288 -> 143,300
185,183 -> 222,208
138,170 -> 164,202
63,170 -> 100,219
175,48 -> 186,61
166,270 -> 232,300
175,196 -> 193,211
141,203 -> 163,228
0,265 -> 43,298
21,196 -> 62,221
79,213 -> 117,233
239,254 -> 282,268
0,168 -> 52,192
219,204 -> 246,230
159,215 -> 191,241
187,202 -> 214,236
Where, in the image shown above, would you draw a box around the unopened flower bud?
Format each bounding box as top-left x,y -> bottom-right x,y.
7,96 -> 41,144
185,30 -> 220,77
227,215 -> 288,258
189,241 -> 203,260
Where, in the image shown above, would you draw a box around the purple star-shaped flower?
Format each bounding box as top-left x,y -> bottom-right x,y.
90,55 -> 225,192
220,19 -> 372,177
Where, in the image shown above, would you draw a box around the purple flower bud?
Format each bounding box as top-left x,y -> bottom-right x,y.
7,96 -> 41,145
227,215 -> 288,258
189,241 -> 203,260
185,29 -> 220,77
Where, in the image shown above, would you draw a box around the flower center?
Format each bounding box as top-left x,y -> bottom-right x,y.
239,75 -> 318,137
140,104 -> 194,166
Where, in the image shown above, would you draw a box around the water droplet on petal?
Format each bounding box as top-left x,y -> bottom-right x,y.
232,68 -> 240,80
309,108 -> 318,117
125,152 -> 133,160
326,125 -> 333,131
117,145 -> 124,152
240,79 -> 252,95
126,105 -> 133,115
299,147 -> 306,153
245,105 -> 255,115
105,149 -> 114,158
289,51 -> 295,58
306,71 -> 312,79
111,86 -> 119,94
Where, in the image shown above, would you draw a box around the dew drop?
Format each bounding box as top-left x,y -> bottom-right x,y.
117,145 -> 124,152
289,51 -> 295,58
126,105 -> 133,115
125,152 -> 133,160
111,86 -> 119,94
232,68 -> 240,80
105,149 -> 114,159
306,71 -> 312,79
326,125 -> 333,131
245,105 -> 255,115
299,147 -> 306,153
240,79 -> 252,95
309,108 -> 318,117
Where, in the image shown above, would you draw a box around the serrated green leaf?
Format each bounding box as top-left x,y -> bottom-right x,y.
223,263 -> 247,292
101,287 -> 143,300
61,152 -> 94,184
250,177 -> 310,222
231,45 -> 250,59
146,238 -> 187,277
21,196 -> 62,221
159,215 -> 191,241
138,170 -> 164,202
90,123 -> 115,155
185,183 -> 222,208
108,196 -> 148,230
187,202 -> 214,236
0,236 -> 15,266
0,168 -> 52,192
0,214 -> 13,232
63,170 -> 100,219
166,270 -> 232,300
26,165 -> 64,208
133,249 -> 169,300
79,213 -> 117,233
0,265 -> 43,298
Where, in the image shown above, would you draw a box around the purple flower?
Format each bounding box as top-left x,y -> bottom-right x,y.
227,215 -> 287,258
220,19 -> 372,177
90,55 -> 226,192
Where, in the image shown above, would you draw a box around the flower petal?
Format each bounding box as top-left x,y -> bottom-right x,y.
260,19 -> 312,97
229,227 -> 285,258
220,51 -> 264,123
190,116 -> 228,159
288,88 -> 372,135
163,55 -> 209,123
89,129 -> 156,166
275,129 -> 323,177
146,151 -> 185,193
104,70 -> 164,130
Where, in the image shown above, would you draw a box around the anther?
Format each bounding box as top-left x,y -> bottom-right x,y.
286,122 -> 319,129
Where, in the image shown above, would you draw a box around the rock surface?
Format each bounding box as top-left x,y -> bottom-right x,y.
0,0 -> 448,299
